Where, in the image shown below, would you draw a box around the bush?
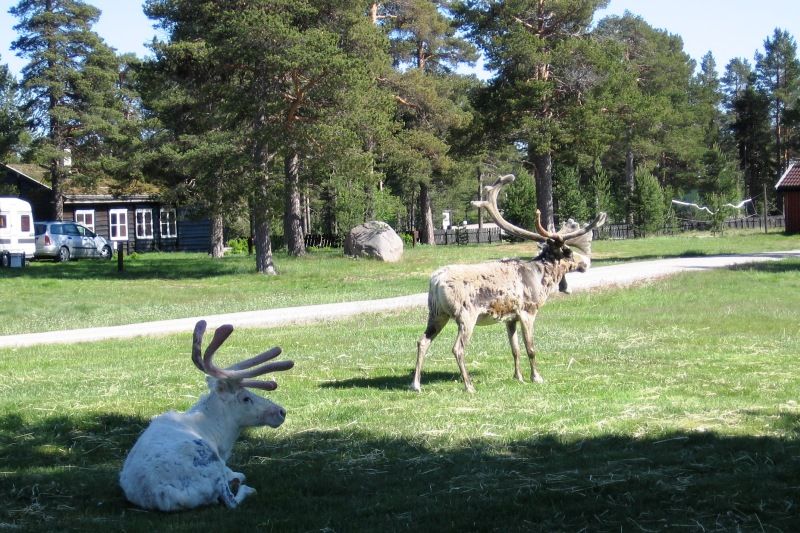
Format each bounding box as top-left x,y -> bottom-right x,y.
226,237 -> 249,254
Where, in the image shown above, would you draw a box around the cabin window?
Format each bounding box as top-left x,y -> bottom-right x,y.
20,214 -> 31,232
0,215 -> 6,229
75,210 -> 95,232
160,208 -> 177,238
136,209 -> 154,239
109,209 -> 128,241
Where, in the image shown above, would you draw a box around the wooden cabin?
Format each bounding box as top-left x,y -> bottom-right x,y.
1,163 -> 211,253
776,160 -> 800,234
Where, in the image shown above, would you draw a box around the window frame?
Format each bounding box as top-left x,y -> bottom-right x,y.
135,208 -> 154,240
159,207 -> 177,239
74,209 -> 95,232
109,208 -> 128,242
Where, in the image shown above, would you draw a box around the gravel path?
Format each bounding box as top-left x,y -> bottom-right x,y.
2,250 -> 798,348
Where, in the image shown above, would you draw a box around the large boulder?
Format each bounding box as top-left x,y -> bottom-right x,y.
344,221 -> 404,262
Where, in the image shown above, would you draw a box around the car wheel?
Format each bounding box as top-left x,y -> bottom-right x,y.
100,245 -> 112,260
57,246 -> 70,262
0,252 -> 9,268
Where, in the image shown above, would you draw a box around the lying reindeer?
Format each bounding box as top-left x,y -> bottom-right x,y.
119,320 -> 293,511
412,174 -> 606,393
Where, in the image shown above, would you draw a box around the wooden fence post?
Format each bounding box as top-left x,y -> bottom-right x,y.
117,242 -> 124,272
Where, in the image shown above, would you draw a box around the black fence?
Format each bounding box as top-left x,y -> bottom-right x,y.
281,215 -> 785,249
596,215 -> 785,240
433,227 -> 503,245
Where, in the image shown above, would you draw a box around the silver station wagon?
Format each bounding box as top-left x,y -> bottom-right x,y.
34,221 -> 114,262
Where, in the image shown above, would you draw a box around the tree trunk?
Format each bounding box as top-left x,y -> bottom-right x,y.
253,176 -> 276,275
418,182 -> 435,245
625,146 -> 635,224
530,151 -> 555,231
252,129 -> 276,275
50,162 -> 65,221
284,148 -> 306,256
209,175 -> 225,257
253,206 -> 275,275
210,211 -> 224,258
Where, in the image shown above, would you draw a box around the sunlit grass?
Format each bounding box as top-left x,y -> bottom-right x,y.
1,229 -> 799,335
1,259 -> 798,531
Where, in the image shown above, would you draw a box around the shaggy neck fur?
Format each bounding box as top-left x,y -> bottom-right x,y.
188,392 -> 242,460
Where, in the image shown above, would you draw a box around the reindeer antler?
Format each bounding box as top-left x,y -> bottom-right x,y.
192,320 -> 294,391
472,175 -> 548,243
471,174 -> 606,244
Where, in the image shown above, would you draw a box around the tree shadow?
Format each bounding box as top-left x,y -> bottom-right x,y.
1,411 -> 798,532
320,371 -> 463,390
730,258 -> 800,274
595,250 -> 711,264
0,255 -> 259,281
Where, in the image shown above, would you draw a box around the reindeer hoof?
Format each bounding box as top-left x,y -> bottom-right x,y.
410,382 -> 421,392
532,374 -> 544,384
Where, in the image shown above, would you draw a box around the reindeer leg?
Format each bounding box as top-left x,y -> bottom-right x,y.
506,321 -> 525,383
519,313 -> 544,383
453,318 -> 476,393
412,314 -> 448,392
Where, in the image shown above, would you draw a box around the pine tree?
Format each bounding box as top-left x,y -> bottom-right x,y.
589,158 -> 615,218
693,52 -> 724,147
632,167 -> 665,236
756,28 -> 800,176
594,12 -> 701,220
376,0 -> 476,244
553,167 -> 589,223
10,0 -> 121,220
723,59 -> 775,199
458,0 -> 609,231
0,58 -> 26,162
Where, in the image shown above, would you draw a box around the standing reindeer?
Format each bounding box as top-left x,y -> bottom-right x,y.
119,320 -> 293,511
412,175 -> 606,393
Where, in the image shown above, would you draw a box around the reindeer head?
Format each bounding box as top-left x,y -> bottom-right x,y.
191,320 -> 294,428
472,174 -> 606,272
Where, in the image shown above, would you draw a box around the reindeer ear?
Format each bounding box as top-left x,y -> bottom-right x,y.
208,376 -> 236,396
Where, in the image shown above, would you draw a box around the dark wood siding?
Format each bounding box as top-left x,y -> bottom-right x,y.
176,215 -> 211,252
784,191 -> 800,233
0,167 -> 50,219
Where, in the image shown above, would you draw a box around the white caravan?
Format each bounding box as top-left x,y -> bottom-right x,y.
0,197 -> 36,266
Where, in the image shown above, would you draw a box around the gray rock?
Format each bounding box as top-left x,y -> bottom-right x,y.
344,221 -> 404,262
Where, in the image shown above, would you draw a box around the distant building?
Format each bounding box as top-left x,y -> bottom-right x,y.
1,163 -> 211,252
775,160 -> 800,234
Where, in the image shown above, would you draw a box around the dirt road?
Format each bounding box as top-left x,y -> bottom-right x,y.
2,250 -> 797,348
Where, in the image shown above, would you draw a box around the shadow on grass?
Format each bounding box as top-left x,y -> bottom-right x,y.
1,411 -> 798,532
0,255 -> 260,281
320,371 -> 462,390
730,258 -> 800,274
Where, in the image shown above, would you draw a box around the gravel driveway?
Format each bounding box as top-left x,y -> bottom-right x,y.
2,250 -> 798,348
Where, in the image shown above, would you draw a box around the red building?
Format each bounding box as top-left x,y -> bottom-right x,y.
776,160 -> 800,233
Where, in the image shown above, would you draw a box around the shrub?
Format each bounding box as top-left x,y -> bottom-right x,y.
226,237 -> 249,255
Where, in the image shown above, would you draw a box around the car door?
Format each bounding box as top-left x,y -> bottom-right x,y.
63,223 -> 86,257
74,224 -> 98,257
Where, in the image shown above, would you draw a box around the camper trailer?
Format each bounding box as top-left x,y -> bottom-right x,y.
0,197 -> 35,267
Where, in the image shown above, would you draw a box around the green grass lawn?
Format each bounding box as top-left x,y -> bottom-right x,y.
1,228 -> 799,335
0,248 -> 798,531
